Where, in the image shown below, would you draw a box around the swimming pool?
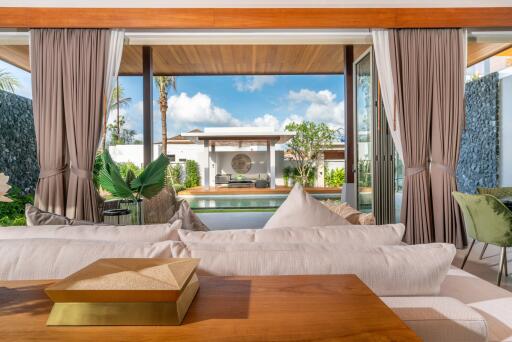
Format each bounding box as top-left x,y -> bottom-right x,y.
179,193 -> 341,210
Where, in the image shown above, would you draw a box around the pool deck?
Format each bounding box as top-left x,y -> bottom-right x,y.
178,185 -> 341,196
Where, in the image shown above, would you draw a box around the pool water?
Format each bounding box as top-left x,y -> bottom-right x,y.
181,194 -> 340,210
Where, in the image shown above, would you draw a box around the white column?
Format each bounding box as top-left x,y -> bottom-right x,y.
203,140 -> 210,189
269,141 -> 276,189
209,143 -> 216,187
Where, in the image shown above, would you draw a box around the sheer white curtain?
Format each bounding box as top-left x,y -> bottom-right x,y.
372,29 -> 403,161
102,29 -> 125,139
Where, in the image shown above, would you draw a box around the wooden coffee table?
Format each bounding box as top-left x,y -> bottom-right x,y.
0,275 -> 420,341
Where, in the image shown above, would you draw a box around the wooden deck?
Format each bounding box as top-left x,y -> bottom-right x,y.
178,185 -> 341,196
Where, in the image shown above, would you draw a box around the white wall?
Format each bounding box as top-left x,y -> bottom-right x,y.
500,74 -> 512,186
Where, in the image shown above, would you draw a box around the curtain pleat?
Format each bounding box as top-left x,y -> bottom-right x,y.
63,29 -> 110,222
389,29 -> 434,244
30,30 -> 68,216
430,29 -> 467,248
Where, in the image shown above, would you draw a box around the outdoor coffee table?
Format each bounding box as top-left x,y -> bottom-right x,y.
0,275 -> 419,341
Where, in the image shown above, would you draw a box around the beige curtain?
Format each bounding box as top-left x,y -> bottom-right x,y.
430,29 -> 467,248
389,29 -> 434,244
30,30 -> 68,216
63,29 -> 110,221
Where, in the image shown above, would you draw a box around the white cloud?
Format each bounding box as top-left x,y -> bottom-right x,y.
287,89 -> 344,129
235,76 -> 276,92
168,92 -> 240,129
252,113 -> 280,131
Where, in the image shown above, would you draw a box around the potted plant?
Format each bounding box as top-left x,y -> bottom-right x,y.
97,150 -> 170,224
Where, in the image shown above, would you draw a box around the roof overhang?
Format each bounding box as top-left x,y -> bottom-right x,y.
182,130 -> 295,144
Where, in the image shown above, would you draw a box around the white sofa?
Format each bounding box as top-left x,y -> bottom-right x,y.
1,223 -> 511,341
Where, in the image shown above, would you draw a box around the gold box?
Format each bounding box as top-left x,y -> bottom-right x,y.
45,258 -> 200,326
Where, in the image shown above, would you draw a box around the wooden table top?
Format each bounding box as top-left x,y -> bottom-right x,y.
0,275 -> 420,342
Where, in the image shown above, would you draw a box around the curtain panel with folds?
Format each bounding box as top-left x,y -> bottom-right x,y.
30,30 -> 69,216
374,28 -> 467,248
30,29 -> 124,222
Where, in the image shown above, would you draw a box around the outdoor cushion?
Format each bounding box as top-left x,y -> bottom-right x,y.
0,220 -> 182,242
322,200 -> 376,225
178,224 -> 405,246
263,183 -> 351,229
169,200 -> 209,231
0,239 -> 175,280
25,204 -> 95,226
382,297 -> 487,342
170,242 -> 456,296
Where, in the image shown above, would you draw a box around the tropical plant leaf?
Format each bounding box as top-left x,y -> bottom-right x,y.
125,168 -> 136,187
131,154 -> 170,199
0,69 -> 19,93
97,150 -> 134,199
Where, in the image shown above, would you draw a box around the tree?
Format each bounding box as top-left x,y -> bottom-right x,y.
102,80 -> 132,149
154,76 -> 177,155
0,69 -> 19,93
107,115 -> 137,145
285,121 -> 336,186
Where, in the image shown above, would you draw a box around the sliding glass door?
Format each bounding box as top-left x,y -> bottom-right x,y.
354,49 -> 373,213
353,47 -> 397,223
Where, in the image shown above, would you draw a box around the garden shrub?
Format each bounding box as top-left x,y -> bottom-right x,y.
184,160 -> 200,188
325,167 -> 345,187
0,186 -> 34,226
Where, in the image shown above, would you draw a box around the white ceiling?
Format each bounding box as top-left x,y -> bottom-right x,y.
2,0 -> 512,8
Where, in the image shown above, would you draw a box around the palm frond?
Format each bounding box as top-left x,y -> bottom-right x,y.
155,76 -> 177,92
98,150 -> 134,199
130,154 -> 170,199
0,69 -> 19,93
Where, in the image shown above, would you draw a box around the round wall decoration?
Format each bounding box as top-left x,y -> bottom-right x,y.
231,154 -> 252,174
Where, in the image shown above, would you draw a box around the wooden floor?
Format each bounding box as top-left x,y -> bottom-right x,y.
179,185 -> 341,196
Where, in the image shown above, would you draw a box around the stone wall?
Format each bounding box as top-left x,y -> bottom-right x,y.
0,90 -> 38,194
456,73 -> 500,194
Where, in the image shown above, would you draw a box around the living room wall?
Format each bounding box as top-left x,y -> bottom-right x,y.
0,90 -> 38,194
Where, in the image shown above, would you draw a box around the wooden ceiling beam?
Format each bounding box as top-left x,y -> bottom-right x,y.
0,7 -> 511,29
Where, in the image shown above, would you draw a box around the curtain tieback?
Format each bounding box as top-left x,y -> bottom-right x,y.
405,164 -> 428,177
39,165 -> 68,179
70,166 -> 93,180
431,161 -> 455,176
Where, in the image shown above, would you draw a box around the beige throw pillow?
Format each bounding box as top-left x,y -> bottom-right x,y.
169,200 -> 209,231
25,204 -> 95,226
263,183 -> 351,229
322,200 -> 376,225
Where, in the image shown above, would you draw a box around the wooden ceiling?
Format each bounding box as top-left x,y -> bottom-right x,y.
0,41 -> 509,75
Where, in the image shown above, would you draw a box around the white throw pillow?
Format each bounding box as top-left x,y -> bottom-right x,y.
178,224 -> 405,246
263,184 -> 351,229
170,242 -> 455,296
0,239 -> 176,280
0,220 -> 182,242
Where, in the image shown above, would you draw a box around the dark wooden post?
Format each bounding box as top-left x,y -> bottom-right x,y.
344,45 -> 354,184
142,46 -> 154,166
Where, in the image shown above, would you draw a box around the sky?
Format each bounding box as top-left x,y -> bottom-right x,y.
0,60 -> 345,142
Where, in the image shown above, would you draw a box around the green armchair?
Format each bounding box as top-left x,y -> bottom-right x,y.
476,187 -> 512,259
452,191 -> 512,286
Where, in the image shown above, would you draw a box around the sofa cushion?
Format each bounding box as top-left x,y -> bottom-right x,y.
0,220 -> 182,242
25,204 -> 95,226
178,224 -> 405,246
441,267 -> 512,342
322,200 -> 376,225
382,297 -> 487,342
0,239 -> 176,280
169,200 -> 209,231
170,242 -> 455,296
263,184 -> 350,229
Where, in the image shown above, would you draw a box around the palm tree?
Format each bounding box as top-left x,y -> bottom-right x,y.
154,76 -> 176,156
0,69 -> 19,93
102,78 -> 132,149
